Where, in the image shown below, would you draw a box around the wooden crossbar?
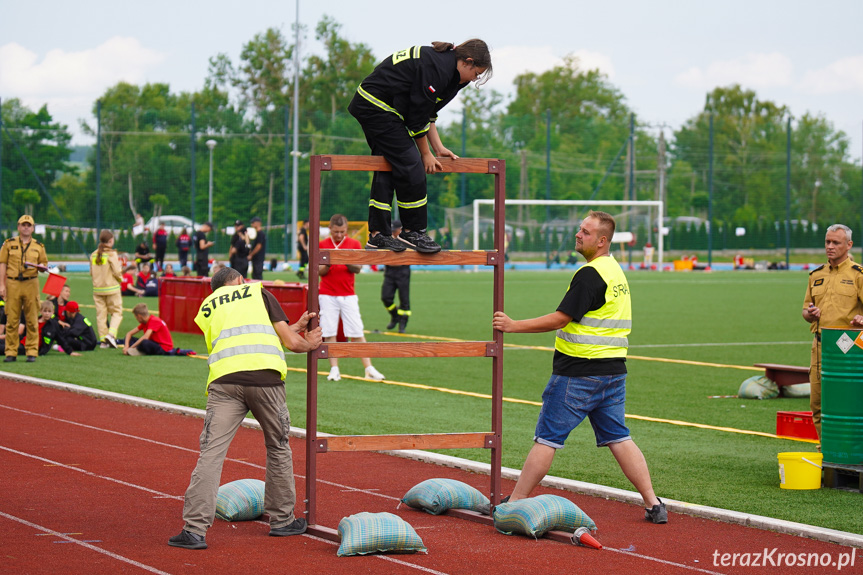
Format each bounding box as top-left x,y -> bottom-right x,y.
316,341 -> 498,359
315,432 -> 496,452
320,249 -> 498,266
320,155 -> 501,175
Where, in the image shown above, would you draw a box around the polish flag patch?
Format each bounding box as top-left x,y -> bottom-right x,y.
427,85 -> 436,93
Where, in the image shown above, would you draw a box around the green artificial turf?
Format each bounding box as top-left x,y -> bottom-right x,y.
5,269 -> 862,534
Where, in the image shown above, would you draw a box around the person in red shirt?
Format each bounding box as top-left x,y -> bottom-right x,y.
123,303 -> 174,356
318,214 -> 384,382
121,265 -> 145,297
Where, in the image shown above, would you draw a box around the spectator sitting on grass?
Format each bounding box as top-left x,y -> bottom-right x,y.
56,301 -> 98,353
47,284 -> 72,327
180,265 -> 192,277
123,303 -> 174,356
37,300 -> 81,357
136,263 -> 160,297
162,264 -> 176,278
122,265 -> 144,297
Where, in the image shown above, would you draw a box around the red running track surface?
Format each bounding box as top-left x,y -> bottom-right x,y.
0,378 -> 858,575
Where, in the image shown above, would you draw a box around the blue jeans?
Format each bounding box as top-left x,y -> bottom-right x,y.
534,373 -> 631,448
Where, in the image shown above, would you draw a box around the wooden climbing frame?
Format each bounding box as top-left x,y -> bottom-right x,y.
304,155 -> 506,540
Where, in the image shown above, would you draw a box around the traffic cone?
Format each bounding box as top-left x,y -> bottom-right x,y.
573,526 -> 602,549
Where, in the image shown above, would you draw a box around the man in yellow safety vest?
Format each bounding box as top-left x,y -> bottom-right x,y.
169,267 -> 322,549
493,210 -> 667,524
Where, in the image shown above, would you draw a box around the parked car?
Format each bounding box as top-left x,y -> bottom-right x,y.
133,215 -> 198,237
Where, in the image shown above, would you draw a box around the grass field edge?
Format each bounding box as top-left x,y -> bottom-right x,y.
4,369 -> 862,548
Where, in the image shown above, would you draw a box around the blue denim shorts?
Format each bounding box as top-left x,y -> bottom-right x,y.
534,373 -> 631,448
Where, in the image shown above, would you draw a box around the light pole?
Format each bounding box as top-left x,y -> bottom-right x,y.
206,139 -> 217,224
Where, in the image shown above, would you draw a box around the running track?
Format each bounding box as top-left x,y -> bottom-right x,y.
1,377 -> 859,575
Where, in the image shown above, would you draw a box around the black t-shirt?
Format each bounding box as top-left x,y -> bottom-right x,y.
210,288 -> 290,387
251,230 -> 267,263
194,231 -> 209,261
552,265 -> 627,377
232,236 -> 250,260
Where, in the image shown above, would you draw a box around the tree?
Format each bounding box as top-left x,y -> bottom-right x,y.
791,113 -> 856,224
672,85 -> 788,222
13,189 -> 40,215
1,99 -> 75,225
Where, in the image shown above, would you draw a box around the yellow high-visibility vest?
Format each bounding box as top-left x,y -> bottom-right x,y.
195,282 -> 286,390
555,255 -> 631,359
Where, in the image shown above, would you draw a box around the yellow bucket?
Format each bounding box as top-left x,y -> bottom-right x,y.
777,452 -> 823,490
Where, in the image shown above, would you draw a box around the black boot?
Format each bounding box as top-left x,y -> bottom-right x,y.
398,316 -> 408,334
387,307 -> 399,330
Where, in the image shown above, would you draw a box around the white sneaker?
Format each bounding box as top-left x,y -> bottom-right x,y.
327,366 -> 341,381
365,366 -> 385,381
99,342 -> 111,349
104,334 -> 119,349
126,347 -> 143,356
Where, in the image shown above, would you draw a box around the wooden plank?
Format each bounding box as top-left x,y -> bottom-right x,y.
305,524 -> 340,543
754,363 -> 810,387
323,155 -> 499,175
318,432 -> 492,452
316,341 -> 494,359
320,249 -> 497,266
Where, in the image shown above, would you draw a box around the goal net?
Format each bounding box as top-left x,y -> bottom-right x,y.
441,200 -> 664,269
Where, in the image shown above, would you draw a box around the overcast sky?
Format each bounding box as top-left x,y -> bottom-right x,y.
2,0 -> 861,160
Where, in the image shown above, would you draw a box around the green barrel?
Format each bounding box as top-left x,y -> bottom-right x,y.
821,328 -> 863,464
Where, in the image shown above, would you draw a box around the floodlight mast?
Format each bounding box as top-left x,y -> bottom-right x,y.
472,199 -> 665,271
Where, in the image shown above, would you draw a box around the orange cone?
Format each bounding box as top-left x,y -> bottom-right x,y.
573,527 -> 602,549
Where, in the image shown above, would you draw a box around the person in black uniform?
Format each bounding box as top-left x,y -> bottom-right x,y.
348,40 -> 492,254
229,220 -> 250,279
194,222 -> 214,277
56,301 -> 98,352
381,220 -> 412,333
248,217 -> 267,280
296,220 -> 309,279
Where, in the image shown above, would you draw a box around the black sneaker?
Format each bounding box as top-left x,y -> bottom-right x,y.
4,356 -> 16,362
645,499 -> 668,524
366,234 -> 407,252
168,529 -> 207,549
269,518 -> 307,537
26,356 -> 36,363
398,230 -> 441,254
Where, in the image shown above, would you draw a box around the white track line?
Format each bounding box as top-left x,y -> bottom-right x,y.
4,375 -> 863,549
0,510 -> 172,575
2,409 -> 731,575
1,445 -> 444,574
606,547 -> 726,574
0,403 -> 399,502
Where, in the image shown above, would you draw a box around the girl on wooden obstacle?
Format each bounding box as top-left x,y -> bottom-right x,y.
349,39 -> 492,254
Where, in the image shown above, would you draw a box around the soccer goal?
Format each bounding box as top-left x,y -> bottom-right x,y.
468,199 -> 664,269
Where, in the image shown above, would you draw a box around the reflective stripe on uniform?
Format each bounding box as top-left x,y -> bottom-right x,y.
369,199 -> 392,212
555,329 -> 629,349
211,323 -> 279,349
208,343 -> 286,366
357,86 -> 404,120
577,316 -> 632,329
407,123 -> 430,138
397,197 -> 428,209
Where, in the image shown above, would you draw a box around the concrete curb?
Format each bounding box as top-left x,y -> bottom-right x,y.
5,371 -> 862,548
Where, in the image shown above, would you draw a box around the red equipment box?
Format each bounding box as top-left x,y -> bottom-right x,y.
159,277 -> 309,334
776,411 -> 819,441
